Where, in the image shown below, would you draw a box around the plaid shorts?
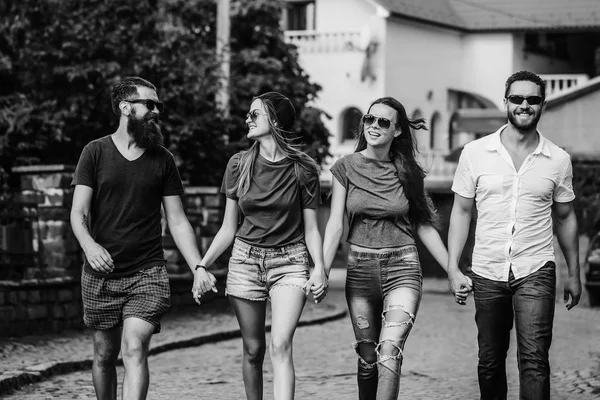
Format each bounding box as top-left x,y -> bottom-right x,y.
81,265 -> 171,333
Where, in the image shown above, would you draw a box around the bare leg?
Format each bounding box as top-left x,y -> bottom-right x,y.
269,287 -> 306,400
229,296 -> 268,400
92,328 -> 121,400
121,317 -> 155,400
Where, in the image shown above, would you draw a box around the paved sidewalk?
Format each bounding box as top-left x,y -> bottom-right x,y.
0,277 -> 349,396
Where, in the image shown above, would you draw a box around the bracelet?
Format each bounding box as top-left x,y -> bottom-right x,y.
194,264 -> 207,272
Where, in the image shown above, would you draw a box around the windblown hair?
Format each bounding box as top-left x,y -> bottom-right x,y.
504,70 -> 546,100
355,97 -> 439,228
235,92 -> 319,198
111,77 -> 157,117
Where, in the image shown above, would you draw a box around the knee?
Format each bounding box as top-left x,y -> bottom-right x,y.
377,340 -> 403,363
354,340 -> 377,365
269,337 -> 292,359
93,342 -> 120,367
121,338 -> 149,363
243,339 -> 266,365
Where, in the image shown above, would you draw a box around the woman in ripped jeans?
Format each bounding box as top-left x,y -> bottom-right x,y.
320,97 -> 471,400
193,92 -> 327,400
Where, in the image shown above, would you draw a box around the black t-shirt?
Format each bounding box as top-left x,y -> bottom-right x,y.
221,152 -> 319,247
71,135 -> 184,277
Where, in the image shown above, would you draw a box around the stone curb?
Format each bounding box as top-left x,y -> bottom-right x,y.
0,306 -> 347,396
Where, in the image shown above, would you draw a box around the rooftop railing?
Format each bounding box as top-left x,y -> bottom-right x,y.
284,30 -> 362,53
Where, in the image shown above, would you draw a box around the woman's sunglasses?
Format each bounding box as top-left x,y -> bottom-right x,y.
362,114 -> 397,130
245,109 -> 264,122
506,95 -> 543,105
125,99 -> 164,113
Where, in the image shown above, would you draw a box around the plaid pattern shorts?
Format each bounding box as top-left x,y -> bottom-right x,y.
81,265 -> 171,333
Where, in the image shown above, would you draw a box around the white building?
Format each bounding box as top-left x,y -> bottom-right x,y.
282,0 -> 600,189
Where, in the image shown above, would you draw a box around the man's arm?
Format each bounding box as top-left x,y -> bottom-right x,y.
162,195 -> 217,300
447,194 -> 475,300
552,201 -> 581,310
70,185 -> 114,273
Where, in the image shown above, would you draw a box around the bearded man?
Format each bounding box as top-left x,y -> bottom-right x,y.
447,70 -> 581,400
70,77 -> 216,400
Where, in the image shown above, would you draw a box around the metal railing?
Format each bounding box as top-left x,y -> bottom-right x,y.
284,30 -> 362,53
541,74 -> 589,97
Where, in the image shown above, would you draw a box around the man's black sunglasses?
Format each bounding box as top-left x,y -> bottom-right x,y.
506,95 -> 543,106
125,99 -> 164,113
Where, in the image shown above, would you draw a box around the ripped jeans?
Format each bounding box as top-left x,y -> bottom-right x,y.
345,245 -> 422,400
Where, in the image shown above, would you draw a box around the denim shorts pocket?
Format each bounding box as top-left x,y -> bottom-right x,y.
287,252 -> 308,265
229,246 -> 248,264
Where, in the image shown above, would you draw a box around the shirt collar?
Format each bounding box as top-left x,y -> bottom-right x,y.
485,124 -> 551,157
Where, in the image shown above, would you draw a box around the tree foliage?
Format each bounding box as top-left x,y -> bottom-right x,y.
0,0 -> 330,186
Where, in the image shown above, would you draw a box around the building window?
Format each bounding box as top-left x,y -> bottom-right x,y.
282,1 -> 315,31
430,112 -> 444,151
341,107 -> 362,142
524,33 -> 570,60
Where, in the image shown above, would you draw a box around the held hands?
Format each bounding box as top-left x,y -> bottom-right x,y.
192,269 -> 218,305
448,270 -> 473,306
563,275 -> 581,310
302,268 -> 329,304
83,241 -> 114,273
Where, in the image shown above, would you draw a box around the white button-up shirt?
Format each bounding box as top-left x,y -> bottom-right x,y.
451,125 -> 575,281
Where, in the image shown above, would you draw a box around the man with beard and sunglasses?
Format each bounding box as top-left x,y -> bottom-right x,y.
70,76 -> 216,400
447,70 -> 581,400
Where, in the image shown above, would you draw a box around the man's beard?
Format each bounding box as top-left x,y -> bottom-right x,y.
507,109 -> 542,133
127,110 -> 164,148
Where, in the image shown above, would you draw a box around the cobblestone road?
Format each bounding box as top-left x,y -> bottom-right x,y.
4,270 -> 600,399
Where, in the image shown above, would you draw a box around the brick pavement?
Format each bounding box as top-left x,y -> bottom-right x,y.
3,269 -> 599,399
0,283 -> 346,397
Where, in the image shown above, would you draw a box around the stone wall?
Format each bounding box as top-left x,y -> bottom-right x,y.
0,278 -> 83,337
572,156 -> 600,235
0,176 -> 228,337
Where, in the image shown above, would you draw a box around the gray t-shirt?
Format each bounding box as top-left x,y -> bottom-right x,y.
221,152 -> 320,247
330,152 -> 414,248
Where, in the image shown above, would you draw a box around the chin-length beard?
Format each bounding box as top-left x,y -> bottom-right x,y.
507,109 -> 542,133
127,110 -> 164,148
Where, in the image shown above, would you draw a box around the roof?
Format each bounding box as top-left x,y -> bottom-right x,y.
373,0 -> 600,31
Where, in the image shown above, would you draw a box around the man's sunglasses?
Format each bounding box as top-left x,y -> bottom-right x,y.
245,109 -> 264,122
506,95 -> 543,105
125,99 -> 164,113
362,114 -> 397,130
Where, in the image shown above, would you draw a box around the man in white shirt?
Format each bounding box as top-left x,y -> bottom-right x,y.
447,70 -> 581,400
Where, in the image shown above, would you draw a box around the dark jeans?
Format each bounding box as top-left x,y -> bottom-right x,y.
472,262 -> 556,400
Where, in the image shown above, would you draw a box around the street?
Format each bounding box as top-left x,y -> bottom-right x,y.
4,268 -> 599,400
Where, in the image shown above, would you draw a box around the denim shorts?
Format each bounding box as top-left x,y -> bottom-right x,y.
226,238 -> 310,301
346,245 -> 423,300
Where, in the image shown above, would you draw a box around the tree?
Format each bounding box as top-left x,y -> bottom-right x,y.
0,0 -> 330,186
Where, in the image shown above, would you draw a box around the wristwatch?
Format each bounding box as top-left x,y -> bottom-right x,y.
194,264 -> 208,272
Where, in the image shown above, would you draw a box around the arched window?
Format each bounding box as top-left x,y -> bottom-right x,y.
411,108 -> 429,151
341,107 -> 362,142
430,112 -> 445,151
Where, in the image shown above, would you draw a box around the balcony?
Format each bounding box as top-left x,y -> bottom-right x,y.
540,74 -> 589,97
284,30 -> 362,53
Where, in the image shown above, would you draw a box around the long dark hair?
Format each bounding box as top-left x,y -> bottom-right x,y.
235,92 -> 319,198
355,97 -> 439,227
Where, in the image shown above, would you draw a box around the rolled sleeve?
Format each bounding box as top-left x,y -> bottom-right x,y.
451,148 -> 475,198
553,154 -> 575,203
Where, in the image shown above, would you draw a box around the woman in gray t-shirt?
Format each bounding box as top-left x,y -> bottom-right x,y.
320,97 -> 472,400
195,92 -> 327,399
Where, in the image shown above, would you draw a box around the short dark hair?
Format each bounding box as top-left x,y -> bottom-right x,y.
504,70 -> 546,100
111,77 -> 157,117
